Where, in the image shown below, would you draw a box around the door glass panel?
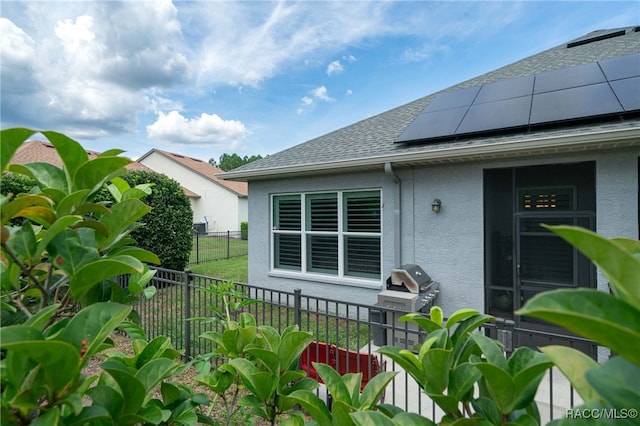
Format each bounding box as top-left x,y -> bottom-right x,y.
519,233 -> 574,285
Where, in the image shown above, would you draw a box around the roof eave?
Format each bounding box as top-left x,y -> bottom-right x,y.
219,126 -> 640,182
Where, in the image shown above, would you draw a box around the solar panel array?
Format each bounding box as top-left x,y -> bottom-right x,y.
395,52 -> 640,144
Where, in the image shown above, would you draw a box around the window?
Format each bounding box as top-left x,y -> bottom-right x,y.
272,190 -> 381,281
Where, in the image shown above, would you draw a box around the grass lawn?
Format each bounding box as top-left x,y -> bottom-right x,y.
189,255 -> 248,283
143,255 -> 371,352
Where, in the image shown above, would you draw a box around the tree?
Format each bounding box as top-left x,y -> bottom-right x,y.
96,171 -> 194,271
1,128 -> 208,425
209,153 -> 263,171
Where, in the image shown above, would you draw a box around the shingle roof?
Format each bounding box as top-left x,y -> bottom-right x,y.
9,140 -> 153,172
221,27 -> 640,181
137,149 -> 248,197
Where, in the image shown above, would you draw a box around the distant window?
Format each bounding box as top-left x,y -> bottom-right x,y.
518,187 -> 575,211
272,190 -> 381,280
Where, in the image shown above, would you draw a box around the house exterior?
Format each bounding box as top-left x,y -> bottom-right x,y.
138,149 -> 248,232
220,27 -> 640,359
9,140 -> 151,172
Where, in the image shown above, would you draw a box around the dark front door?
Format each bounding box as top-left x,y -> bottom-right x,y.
484,163 -> 597,358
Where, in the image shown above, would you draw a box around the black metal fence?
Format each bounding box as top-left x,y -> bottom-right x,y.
125,268 -> 590,423
190,231 -> 248,264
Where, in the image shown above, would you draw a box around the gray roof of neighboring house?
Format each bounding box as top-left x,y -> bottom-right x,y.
220,27 -> 640,182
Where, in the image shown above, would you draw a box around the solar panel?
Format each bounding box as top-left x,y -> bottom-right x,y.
534,62 -> 605,94
395,53 -> 640,144
475,75 -> 534,103
610,76 -> 640,111
395,107 -> 468,141
457,96 -> 531,134
599,53 -> 640,81
530,83 -> 623,124
423,85 -> 480,112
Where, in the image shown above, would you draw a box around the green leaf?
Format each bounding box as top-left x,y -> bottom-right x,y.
470,333 -> 508,369
422,348 -> 453,394
445,308 -> 481,329
359,371 -> 396,409
509,348 -> 552,409
278,330 -> 313,370
0,324 -> 44,344
74,157 -> 131,192
136,358 -> 180,392
30,406 -> 60,426
351,411 -> 395,426
100,359 -> 146,415
61,302 -> 132,362
109,247 -> 161,265
289,390 -> 333,426
377,346 -> 423,382
1,128 -> 35,171
57,190 -> 91,216
472,361 -> 515,413
7,221 -> 37,261
136,336 -> 178,368
98,199 -> 151,248
449,363 -> 481,400
543,225 -> 640,306
1,340 -> 80,392
313,362 -> 353,405
586,356 -> 640,410
24,304 -> 60,331
35,215 -> 83,259
516,289 -> 640,364
42,130 -> 89,183
69,256 -> 144,299
48,229 -> 100,276
539,346 -> 600,403
65,405 -> 111,426
472,397 -> 502,425
9,162 -> 67,192
399,312 -> 442,334
450,314 -> 495,351
1,194 -> 53,226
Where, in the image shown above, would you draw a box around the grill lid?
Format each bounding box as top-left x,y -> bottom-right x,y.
386,264 -> 433,294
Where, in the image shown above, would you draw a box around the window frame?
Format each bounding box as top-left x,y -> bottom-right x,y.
270,189 -> 382,286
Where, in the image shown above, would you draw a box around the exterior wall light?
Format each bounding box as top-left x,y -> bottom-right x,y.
431,199 -> 442,213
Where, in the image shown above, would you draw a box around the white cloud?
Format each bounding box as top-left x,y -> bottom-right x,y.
327,60 -> 344,76
146,111 -> 248,147
312,86 -> 334,102
55,15 -> 95,54
345,89 -> 353,96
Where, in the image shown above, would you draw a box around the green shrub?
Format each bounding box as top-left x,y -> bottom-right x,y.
0,172 -> 36,196
96,171 -> 193,271
240,221 -> 248,240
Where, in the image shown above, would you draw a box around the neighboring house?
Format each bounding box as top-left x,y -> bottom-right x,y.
220,27 -> 640,359
137,149 -> 248,232
9,140 -> 151,171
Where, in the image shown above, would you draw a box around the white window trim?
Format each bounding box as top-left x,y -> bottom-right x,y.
270,189 -> 382,286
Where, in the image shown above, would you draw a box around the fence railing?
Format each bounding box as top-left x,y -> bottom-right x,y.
190,230 -> 248,264
124,267 -> 592,423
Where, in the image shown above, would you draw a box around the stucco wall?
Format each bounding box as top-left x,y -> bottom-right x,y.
140,153 -> 244,232
247,147 -> 639,319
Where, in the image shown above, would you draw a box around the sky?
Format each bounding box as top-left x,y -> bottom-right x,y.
1,1 -> 638,163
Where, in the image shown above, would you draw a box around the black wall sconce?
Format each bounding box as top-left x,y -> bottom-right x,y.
431,199 -> 442,213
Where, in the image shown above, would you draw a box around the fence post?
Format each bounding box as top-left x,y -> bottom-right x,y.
227,230 -> 230,259
294,288 -> 302,328
195,232 -> 200,265
184,269 -> 192,359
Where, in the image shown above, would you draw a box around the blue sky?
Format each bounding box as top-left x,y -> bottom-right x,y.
1,1 -> 637,163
